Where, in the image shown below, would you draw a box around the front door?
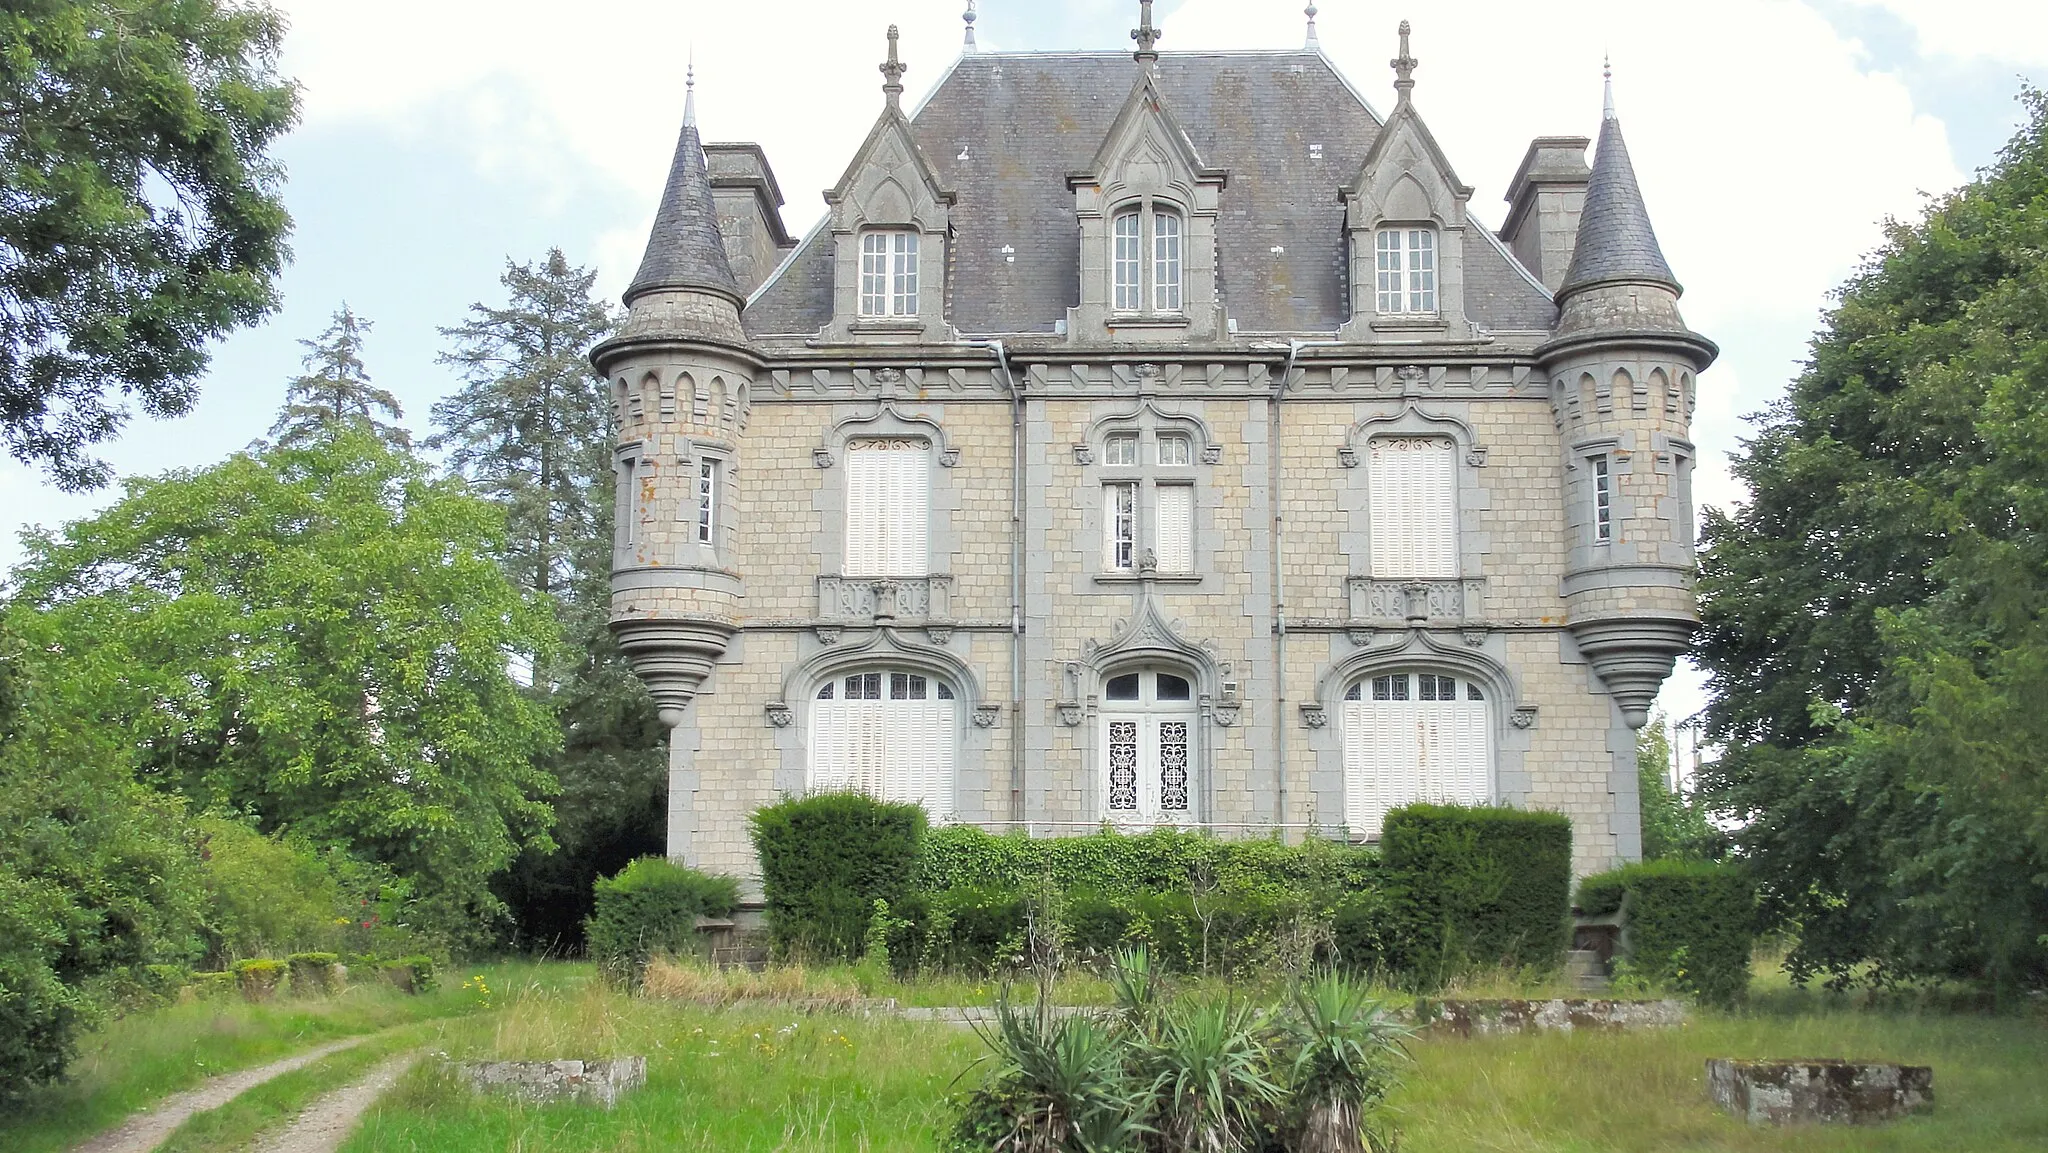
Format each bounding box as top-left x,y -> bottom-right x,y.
1100,669 -> 1197,825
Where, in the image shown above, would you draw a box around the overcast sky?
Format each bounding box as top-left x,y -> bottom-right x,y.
4,0 -> 2042,722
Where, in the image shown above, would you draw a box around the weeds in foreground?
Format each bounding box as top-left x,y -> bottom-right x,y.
641,955 -> 864,1007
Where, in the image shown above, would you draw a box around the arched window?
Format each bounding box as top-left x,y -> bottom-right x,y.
1100,668 -> 1196,824
859,229 -> 920,317
1111,203 -> 1185,315
811,668 -> 956,819
1341,671 -> 1489,837
1375,226 -> 1436,314
1367,437 -> 1456,578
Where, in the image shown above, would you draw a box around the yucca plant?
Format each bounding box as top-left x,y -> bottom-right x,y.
1107,946 -> 1165,1039
955,992 -> 1151,1152
1146,997 -> 1282,1152
1284,969 -> 1410,1153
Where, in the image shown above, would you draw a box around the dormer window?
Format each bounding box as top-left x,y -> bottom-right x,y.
859,230 -> 920,317
1375,226 -> 1436,314
1112,203 -> 1184,314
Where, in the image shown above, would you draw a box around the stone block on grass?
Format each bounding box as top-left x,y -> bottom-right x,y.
459,1058 -> 647,1108
1706,1058 -> 1933,1124
1415,997 -> 1687,1036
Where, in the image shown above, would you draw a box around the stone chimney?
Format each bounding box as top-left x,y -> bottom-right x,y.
1501,136 -> 1591,293
704,143 -> 794,297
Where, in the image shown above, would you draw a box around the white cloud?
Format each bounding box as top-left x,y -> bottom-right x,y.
1845,0 -> 2048,66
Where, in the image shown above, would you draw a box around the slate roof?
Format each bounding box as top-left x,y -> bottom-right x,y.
1557,114 -> 1677,297
627,115 -> 743,306
746,51 -> 1555,338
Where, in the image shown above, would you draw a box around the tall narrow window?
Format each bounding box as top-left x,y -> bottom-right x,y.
1152,211 -> 1182,311
1112,210 -> 1142,311
1592,456 -> 1613,543
859,230 -> 920,317
615,455 -> 638,550
1368,437 -> 1457,578
1104,482 -> 1137,571
1100,669 -> 1198,823
845,439 -> 931,576
696,460 -> 717,545
1375,227 -> 1437,314
1342,671 -> 1489,837
1155,485 -> 1193,573
811,668 -> 957,819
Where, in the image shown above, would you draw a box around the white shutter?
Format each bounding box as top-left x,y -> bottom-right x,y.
1369,439 -> 1456,579
1446,701 -> 1490,805
847,701 -> 888,796
1345,698 -> 1424,838
845,446 -> 884,576
886,444 -> 930,575
1155,485 -> 1193,572
810,700 -> 851,792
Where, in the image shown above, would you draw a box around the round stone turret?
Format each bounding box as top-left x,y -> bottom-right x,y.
1538,95 -> 1715,728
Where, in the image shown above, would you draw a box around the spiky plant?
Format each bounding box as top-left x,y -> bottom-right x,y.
955,992 -> 1151,1152
1107,946 -> 1165,1039
1147,998 -> 1282,1153
1284,969 -> 1410,1153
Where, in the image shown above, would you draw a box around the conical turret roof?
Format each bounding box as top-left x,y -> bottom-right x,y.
1557,112 -> 1677,297
625,95 -> 741,307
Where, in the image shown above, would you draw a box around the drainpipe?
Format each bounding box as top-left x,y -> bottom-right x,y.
1271,338 -> 1341,837
964,339 -> 1026,822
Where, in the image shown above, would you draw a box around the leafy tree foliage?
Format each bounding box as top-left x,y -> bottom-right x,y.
426,250 -> 664,949
0,0 -> 299,489
4,431 -> 561,943
1696,89 -> 2048,992
1636,717 -> 1712,861
271,306 -> 410,450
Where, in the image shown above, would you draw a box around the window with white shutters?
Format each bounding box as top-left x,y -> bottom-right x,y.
1155,485 -> 1193,573
1341,672 -> 1489,838
1095,424 -> 1202,576
1101,669 -> 1197,824
845,439 -> 930,576
809,668 -> 957,820
1368,437 -> 1457,579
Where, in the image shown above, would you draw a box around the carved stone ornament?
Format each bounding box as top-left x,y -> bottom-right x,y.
815,625 -> 842,645
1057,701 -> 1085,727
1073,444 -> 1095,465
1201,443 -> 1222,465
973,703 -> 1001,729
1465,446 -> 1489,467
874,367 -> 904,385
1396,364 -> 1427,394
1347,626 -> 1375,647
812,447 -> 835,469
940,448 -> 961,468
1299,703 -> 1328,729
1214,703 -> 1240,727
927,625 -> 953,644
1461,628 -> 1488,648
1338,446 -> 1360,469
1511,705 -> 1538,730
1134,362 -> 1163,380
765,702 -> 794,728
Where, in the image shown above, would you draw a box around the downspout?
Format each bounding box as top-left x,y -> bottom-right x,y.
1272,338 -> 1341,837
966,339 -> 1026,823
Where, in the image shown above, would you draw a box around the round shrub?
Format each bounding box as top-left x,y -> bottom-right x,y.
584,857 -> 741,984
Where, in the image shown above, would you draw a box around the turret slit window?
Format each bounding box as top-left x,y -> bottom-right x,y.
1342,671 -> 1490,838
1375,227 -> 1437,314
845,438 -> 931,576
615,453 -> 639,550
1101,669 -> 1197,824
1368,437 -> 1457,578
810,667 -> 956,820
1110,202 -> 1185,316
859,230 -> 920,317
696,459 -> 718,545
1592,456 -> 1613,543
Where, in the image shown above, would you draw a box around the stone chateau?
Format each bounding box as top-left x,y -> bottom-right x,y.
593,4 -> 1715,887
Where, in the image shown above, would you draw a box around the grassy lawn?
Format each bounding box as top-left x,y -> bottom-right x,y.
0,959 -> 580,1153
335,972 -> 2048,1152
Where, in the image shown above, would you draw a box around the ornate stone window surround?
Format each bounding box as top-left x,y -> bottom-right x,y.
672,436 -> 734,564
1569,432 -> 1631,553
1078,403 -> 1215,585
1340,400 -> 1489,624
808,404 -> 960,619
612,440 -> 647,559
612,369 -> 747,434
1337,104 -> 1473,340
1107,196 -> 1187,320
1302,630 -> 1539,840
764,629 -> 994,819
819,107 -> 955,342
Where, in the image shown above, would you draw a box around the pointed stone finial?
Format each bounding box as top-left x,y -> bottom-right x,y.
1132,0 -> 1162,67
880,25 -> 907,109
683,54 -> 696,129
1304,4 -> 1320,50
963,0 -> 978,53
1391,20 -> 1418,104
1603,54 -> 1616,121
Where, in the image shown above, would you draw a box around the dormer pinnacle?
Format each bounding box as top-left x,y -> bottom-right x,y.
1391,20 -> 1418,105
963,1 -> 978,54
1132,0 -> 1161,68
1603,54 -> 1615,121
683,56 -> 696,128
1305,4 -> 1320,50
881,26 -> 907,110
624,71 -> 742,310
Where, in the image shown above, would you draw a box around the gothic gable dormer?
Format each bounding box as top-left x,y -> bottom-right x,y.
820,30 -> 956,344
1340,99 -> 1476,341
1065,74 -> 1228,344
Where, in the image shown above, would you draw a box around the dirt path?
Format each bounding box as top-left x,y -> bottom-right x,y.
70,1036 -> 371,1153
250,1051 -> 418,1153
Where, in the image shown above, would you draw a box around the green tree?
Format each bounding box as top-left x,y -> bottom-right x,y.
1695,89 -> 2048,992
0,0 -> 299,489
428,250 -> 665,949
271,306 -> 410,450
1635,716 -> 1711,861
4,431 -> 560,942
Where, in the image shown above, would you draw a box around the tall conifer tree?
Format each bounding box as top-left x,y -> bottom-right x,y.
271,306 -> 410,450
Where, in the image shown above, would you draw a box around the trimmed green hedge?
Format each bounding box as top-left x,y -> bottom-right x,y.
752,793 -> 926,960
1381,804 -> 1573,976
914,825 -> 1379,901
584,857 -> 740,983
1578,859 -> 1754,1007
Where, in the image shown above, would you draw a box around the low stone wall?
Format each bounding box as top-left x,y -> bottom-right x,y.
1706,1059 -> 1933,1125
459,1058 -> 647,1108
1414,998 -> 1687,1036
